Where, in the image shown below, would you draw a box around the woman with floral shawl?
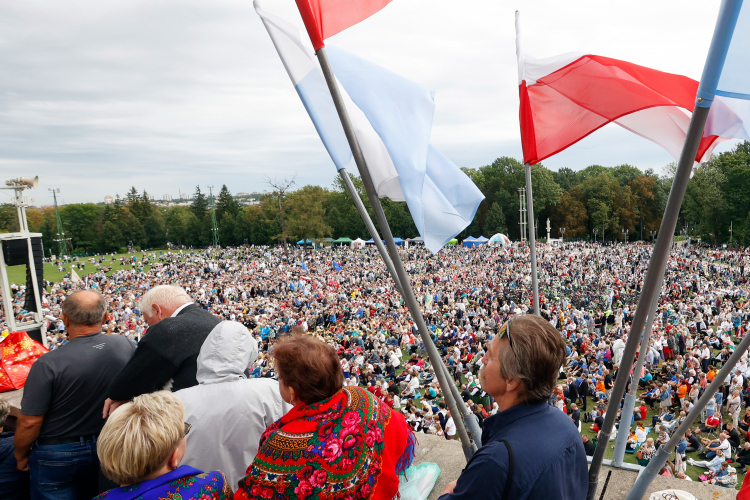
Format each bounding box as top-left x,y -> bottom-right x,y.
235,334 -> 415,500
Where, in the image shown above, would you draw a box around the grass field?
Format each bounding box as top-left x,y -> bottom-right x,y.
4,250 -> 191,287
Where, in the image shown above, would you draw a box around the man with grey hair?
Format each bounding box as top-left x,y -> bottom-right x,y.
14,290 -> 134,500
103,285 -> 219,417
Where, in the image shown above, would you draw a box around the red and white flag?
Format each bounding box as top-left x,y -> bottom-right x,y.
515,12 -> 725,166
295,0 -> 392,50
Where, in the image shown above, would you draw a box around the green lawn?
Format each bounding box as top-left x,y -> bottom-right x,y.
577,385 -> 741,486
4,250 -> 189,287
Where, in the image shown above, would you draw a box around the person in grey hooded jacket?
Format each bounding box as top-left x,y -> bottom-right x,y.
175,321 -> 291,486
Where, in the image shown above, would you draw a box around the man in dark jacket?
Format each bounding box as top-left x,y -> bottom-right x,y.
566,377 -> 579,403
440,315 -> 587,500
582,435 -> 596,456
579,378 -> 590,411
103,285 -> 220,417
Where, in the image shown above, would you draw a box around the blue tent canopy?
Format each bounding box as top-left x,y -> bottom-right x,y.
463,235 -> 488,248
296,239 -> 314,245
366,238 -> 405,245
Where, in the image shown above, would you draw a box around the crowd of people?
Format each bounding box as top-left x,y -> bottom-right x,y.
2,240 -> 750,497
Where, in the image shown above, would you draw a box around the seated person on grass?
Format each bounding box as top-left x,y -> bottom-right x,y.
695,413 -> 721,435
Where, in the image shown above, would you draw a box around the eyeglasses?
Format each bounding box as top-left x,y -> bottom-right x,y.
497,319 -> 516,355
184,422 -> 192,437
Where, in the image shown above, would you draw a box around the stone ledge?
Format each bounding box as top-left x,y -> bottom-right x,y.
412,434 -> 738,500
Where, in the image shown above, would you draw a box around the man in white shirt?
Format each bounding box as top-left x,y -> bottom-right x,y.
445,411 -> 457,440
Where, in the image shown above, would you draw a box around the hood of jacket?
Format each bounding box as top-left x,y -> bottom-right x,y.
196,321 -> 258,384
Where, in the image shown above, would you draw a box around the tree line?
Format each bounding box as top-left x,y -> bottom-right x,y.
2,141 -> 750,255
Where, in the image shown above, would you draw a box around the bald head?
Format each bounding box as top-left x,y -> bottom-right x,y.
62,291 -> 107,327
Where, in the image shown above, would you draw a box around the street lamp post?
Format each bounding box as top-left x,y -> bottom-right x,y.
593,228 -> 599,242
730,220 -> 733,246
560,227 -> 566,243
650,230 -> 657,242
621,228 -> 629,244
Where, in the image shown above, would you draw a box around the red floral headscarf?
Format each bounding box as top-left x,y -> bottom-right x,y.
235,386 -> 414,500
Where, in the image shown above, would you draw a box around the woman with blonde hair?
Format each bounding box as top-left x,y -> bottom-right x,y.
94,391 -> 232,500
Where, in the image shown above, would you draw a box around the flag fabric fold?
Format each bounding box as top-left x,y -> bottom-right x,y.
294,0 -> 392,50
515,12 -> 730,165
255,1 -> 484,253
703,5 -> 750,145
715,4 -> 750,102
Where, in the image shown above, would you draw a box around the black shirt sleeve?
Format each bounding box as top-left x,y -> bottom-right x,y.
20,359 -> 54,415
107,337 -> 178,401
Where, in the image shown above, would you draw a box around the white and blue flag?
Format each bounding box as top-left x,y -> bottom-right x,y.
255,1 -> 484,253
701,1 -> 750,143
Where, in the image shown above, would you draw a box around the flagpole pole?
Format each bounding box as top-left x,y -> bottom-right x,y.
315,46 -> 476,459
586,107 -> 710,500
524,163 -> 540,315
611,273 -> 664,466
627,319 -> 750,499
587,0 -> 741,495
338,168 -> 404,297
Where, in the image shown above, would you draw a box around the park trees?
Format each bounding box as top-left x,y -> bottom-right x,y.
286,185 -> 332,251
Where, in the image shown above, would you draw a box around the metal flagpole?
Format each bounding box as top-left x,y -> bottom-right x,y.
524,164 -> 540,315
439,355 -> 482,447
627,329 -> 750,499
338,169 -> 404,297
586,107 -> 712,500
315,47 -> 475,459
611,273 -> 664,466
589,0 -> 741,494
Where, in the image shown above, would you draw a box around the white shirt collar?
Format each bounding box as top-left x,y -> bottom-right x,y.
171,302 -> 192,318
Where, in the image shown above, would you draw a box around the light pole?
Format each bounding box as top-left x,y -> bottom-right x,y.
650,230 -> 657,242
730,220 -> 733,246
593,228 -> 599,242
559,227 -> 566,243
621,228 -> 629,244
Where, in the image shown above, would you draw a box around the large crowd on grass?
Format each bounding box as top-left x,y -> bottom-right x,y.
3,240 -> 750,490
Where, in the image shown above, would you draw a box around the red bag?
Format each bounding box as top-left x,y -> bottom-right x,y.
0,331 -> 49,392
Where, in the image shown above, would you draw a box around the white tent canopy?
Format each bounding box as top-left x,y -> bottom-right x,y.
488,233 -> 511,247
351,238 -> 366,249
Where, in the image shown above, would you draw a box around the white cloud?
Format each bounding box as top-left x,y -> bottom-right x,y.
0,0 -> 733,203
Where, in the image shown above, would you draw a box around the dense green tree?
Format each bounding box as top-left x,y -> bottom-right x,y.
0,204 -> 18,232
216,185 -> 240,222
286,185 -> 332,251
22,144 -> 750,253
61,204 -> 101,252
484,202 -> 507,236
191,186 -> 209,222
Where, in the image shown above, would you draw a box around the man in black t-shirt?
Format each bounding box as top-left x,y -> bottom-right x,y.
14,290 -> 134,500
582,435 -> 596,456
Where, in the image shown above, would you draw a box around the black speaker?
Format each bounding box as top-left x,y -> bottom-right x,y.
25,327 -> 44,345
2,237 -> 44,312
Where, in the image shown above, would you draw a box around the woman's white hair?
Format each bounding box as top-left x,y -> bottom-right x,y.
138,285 -> 192,316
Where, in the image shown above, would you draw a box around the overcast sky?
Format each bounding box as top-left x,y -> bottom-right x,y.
0,0 -> 739,205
